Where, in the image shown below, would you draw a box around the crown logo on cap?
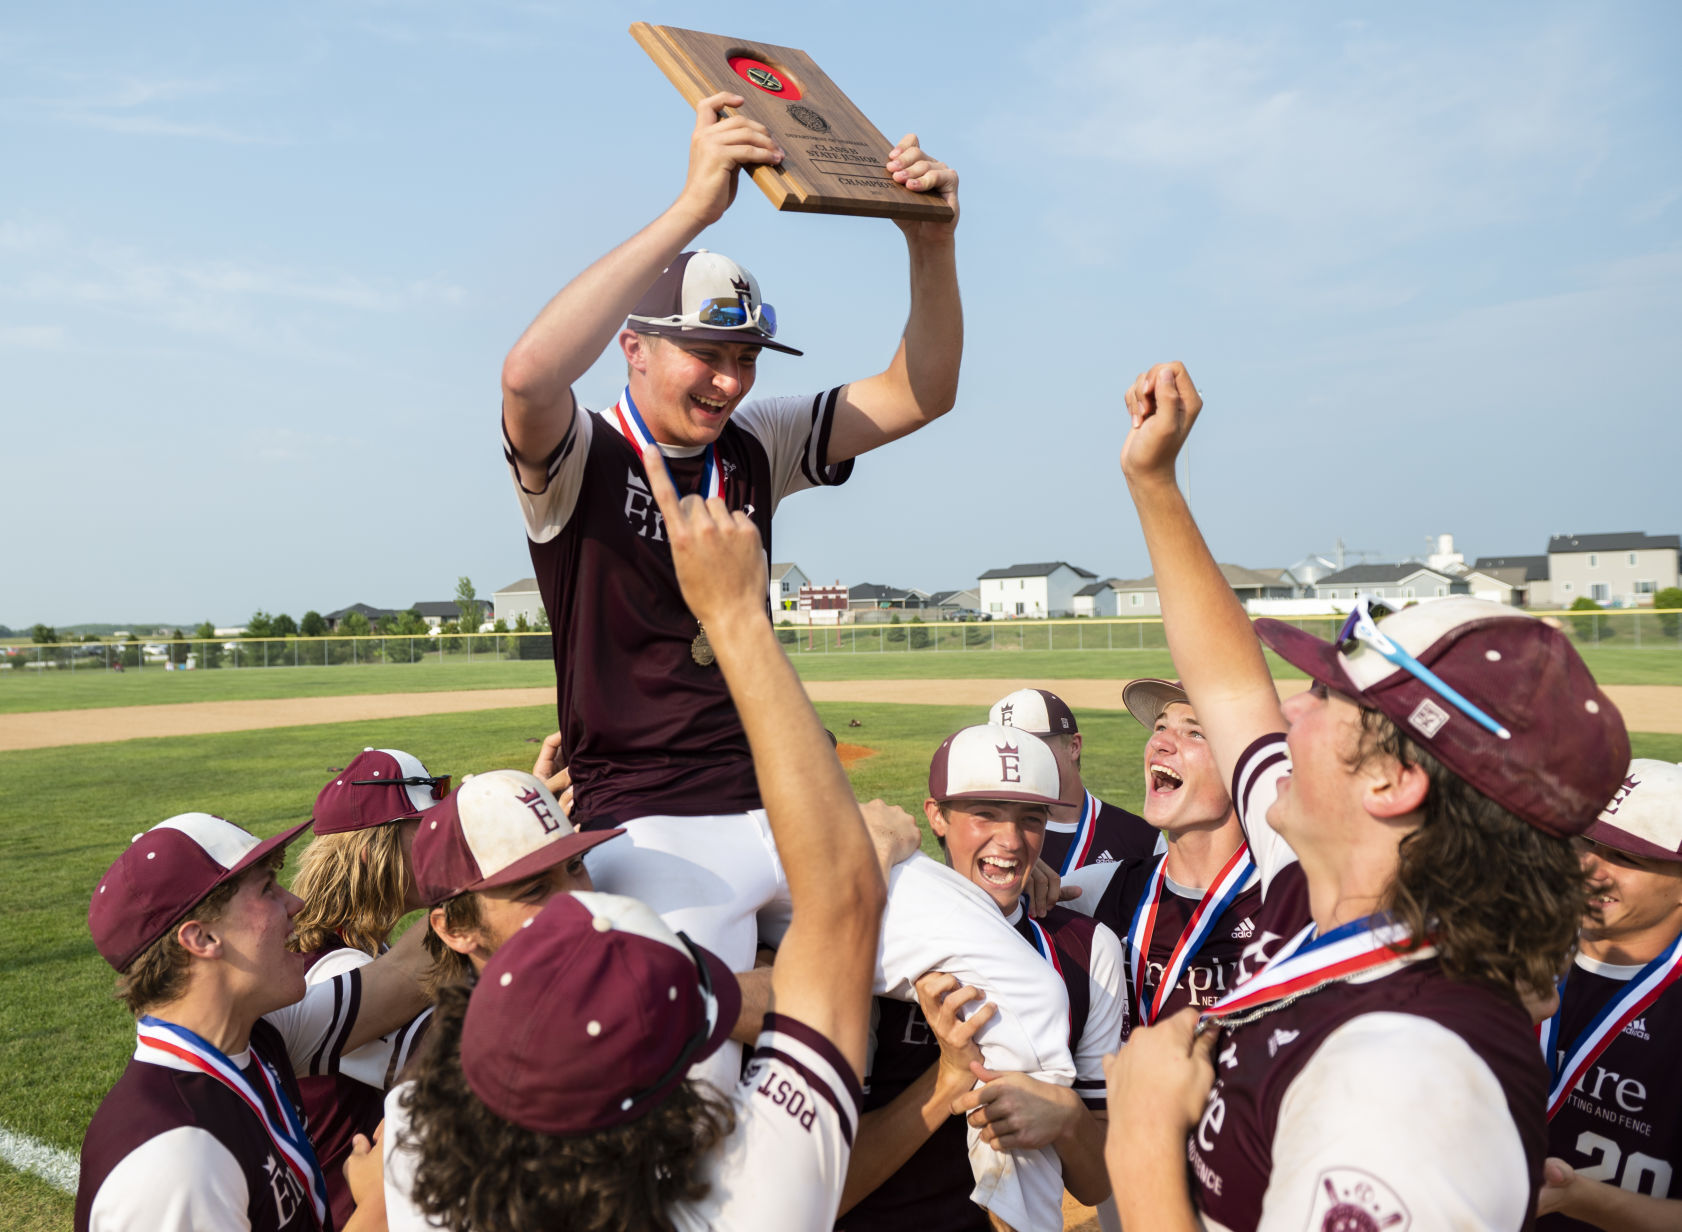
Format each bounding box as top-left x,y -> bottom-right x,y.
996,742 -> 1022,783
998,703 -> 1015,725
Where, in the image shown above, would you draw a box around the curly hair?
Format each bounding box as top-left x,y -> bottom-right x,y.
289,822 -> 412,956
116,852 -> 279,1014
1354,710 -> 1587,1000
399,985 -> 737,1232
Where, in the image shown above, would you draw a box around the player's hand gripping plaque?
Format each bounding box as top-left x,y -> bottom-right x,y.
630,23 -> 956,223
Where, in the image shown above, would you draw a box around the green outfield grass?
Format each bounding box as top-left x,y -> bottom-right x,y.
4,703 -> 1681,1228
2,642 -> 1678,716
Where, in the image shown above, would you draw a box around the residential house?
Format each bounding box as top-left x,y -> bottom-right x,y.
1073,580 -> 1123,618
1465,557 -> 1549,607
977,562 -> 1098,619
1103,564 -> 1295,616
1312,562 -> 1468,605
323,603 -> 399,632
769,563 -> 808,613
1546,532 -> 1680,608
848,583 -> 929,611
493,578 -> 546,628
928,588 -> 982,616
412,601 -> 461,630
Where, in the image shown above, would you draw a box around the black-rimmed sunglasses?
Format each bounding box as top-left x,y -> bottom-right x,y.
350,773 -> 453,800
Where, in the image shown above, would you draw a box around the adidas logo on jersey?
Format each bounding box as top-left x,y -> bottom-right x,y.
1231,917 -> 1255,939
1266,1028 -> 1300,1057
1623,1017 -> 1650,1041
1094,849 -> 1116,864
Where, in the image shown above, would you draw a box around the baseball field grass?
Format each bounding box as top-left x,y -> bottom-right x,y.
3,641 -> 1679,715
6,700 -> 1681,1229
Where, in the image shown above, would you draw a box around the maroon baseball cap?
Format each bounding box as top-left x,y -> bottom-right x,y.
1254,597 -> 1628,837
460,892 -> 741,1134
412,770 -> 622,906
625,250 -> 802,356
1585,760 -> 1682,862
1122,678 -> 1190,730
928,724 -> 1073,806
312,748 -> 446,836
89,813 -> 311,972
988,688 -> 1078,737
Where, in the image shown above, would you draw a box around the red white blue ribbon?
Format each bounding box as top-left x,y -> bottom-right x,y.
137,1016 -> 329,1228
1021,910 -> 1070,1029
1200,914 -> 1424,1024
1056,792 -> 1100,876
610,387 -> 723,501
1538,933 -> 1682,1121
1126,844 -> 1258,1025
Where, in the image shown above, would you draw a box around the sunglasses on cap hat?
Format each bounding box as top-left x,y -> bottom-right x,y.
1336,596 -> 1511,740
351,772 -> 452,800
627,296 -> 780,339
615,931 -> 715,1114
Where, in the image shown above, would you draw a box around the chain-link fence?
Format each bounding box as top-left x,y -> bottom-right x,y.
4,609 -> 1679,675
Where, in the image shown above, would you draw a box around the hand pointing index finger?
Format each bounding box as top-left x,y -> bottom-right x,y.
640,443 -> 685,528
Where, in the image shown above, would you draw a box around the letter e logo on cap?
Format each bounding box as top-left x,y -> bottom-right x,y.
996,743 -> 1021,783
515,787 -> 562,835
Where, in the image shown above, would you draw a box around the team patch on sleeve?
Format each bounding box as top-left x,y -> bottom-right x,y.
1307,1167 -> 1410,1231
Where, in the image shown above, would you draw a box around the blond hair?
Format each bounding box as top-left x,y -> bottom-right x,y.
289,823 -> 412,956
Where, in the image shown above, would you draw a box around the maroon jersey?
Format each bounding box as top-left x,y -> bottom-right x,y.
839,997 -> 986,1232
1539,954 -> 1682,1228
1042,791 -> 1159,875
76,1020 -> 323,1232
296,945 -> 431,1229
1190,960 -> 1547,1232
1090,857 -> 1304,1035
508,390 -> 850,827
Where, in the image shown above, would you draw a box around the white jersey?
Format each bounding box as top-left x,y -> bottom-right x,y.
382,1013 -> 862,1232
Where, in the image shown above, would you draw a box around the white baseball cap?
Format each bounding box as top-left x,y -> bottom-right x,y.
1585,760 -> 1682,862
988,688 -> 1078,737
412,770 -> 623,905
927,724 -> 1071,806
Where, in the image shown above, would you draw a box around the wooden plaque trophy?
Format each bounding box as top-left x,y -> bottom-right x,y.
630,23 -> 955,224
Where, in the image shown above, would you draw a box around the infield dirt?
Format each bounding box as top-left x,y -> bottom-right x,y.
3,678 -> 1678,751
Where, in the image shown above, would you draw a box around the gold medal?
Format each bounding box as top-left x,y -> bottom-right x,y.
691,626 -> 715,667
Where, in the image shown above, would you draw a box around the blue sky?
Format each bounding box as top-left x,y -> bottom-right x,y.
4,1 -> 1679,627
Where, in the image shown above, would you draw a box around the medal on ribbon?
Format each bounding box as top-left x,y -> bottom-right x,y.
1538,932 -> 1682,1120
137,1016 -> 330,1228
1199,914 -> 1425,1027
1126,844 -> 1258,1025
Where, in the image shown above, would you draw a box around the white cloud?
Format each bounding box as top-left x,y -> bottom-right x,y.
1011,5 -> 1620,258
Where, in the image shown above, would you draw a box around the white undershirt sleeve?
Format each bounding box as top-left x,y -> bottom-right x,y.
1073,923 -> 1128,1109
1230,735 -> 1299,896
1258,1013 -> 1530,1232
262,970 -> 360,1078
729,389 -> 850,515
504,399 -> 592,545
86,1126 -> 250,1232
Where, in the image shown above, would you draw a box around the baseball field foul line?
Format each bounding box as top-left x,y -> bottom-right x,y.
1,1124 -> 78,1194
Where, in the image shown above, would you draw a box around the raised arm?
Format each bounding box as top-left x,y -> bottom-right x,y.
642,445 -> 884,1077
1119,362 -> 1285,790
825,134 -> 962,464
500,93 -> 782,487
